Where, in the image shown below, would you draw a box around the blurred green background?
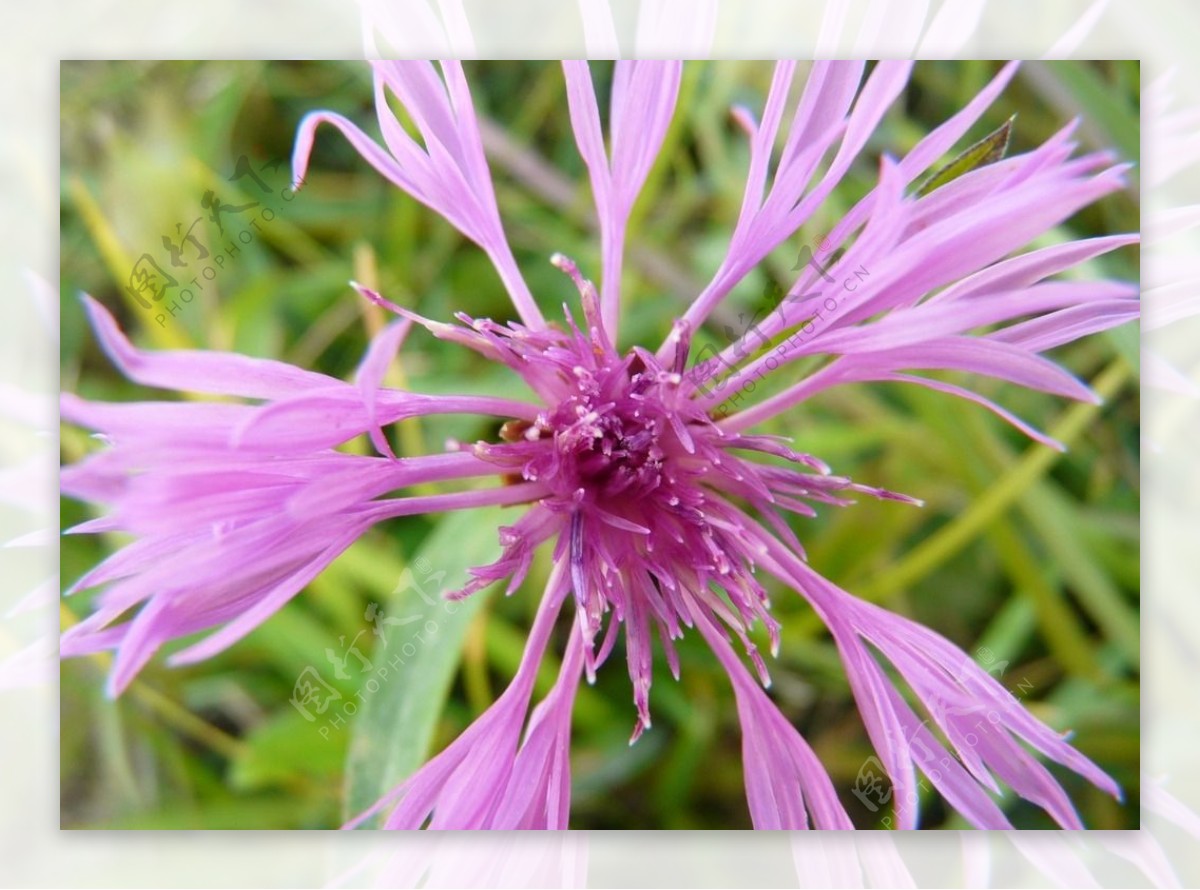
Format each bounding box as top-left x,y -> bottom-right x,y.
59,61 -> 1140,829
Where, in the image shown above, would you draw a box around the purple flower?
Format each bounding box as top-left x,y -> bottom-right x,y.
62,61 -> 1137,829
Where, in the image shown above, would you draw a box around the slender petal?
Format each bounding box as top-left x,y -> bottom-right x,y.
754,526 -> 1120,829
691,596 -> 854,829
563,61 -> 682,335
293,62 -> 544,329
346,565 -> 570,829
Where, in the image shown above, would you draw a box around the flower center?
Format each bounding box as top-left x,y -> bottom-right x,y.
556,361 -> 673,498
494,348 -> 699,516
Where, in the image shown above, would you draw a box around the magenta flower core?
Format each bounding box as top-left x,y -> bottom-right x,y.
62,60 -> 1138,830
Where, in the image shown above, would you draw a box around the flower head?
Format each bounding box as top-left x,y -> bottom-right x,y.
62,60 -> 1137,829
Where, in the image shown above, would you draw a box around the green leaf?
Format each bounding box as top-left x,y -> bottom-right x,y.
342,505 -> 504,826
231,709 -> 348,790
915,114 -> 1015,198
1030,61 -> 1140,166
1106,320 -> 1140,380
